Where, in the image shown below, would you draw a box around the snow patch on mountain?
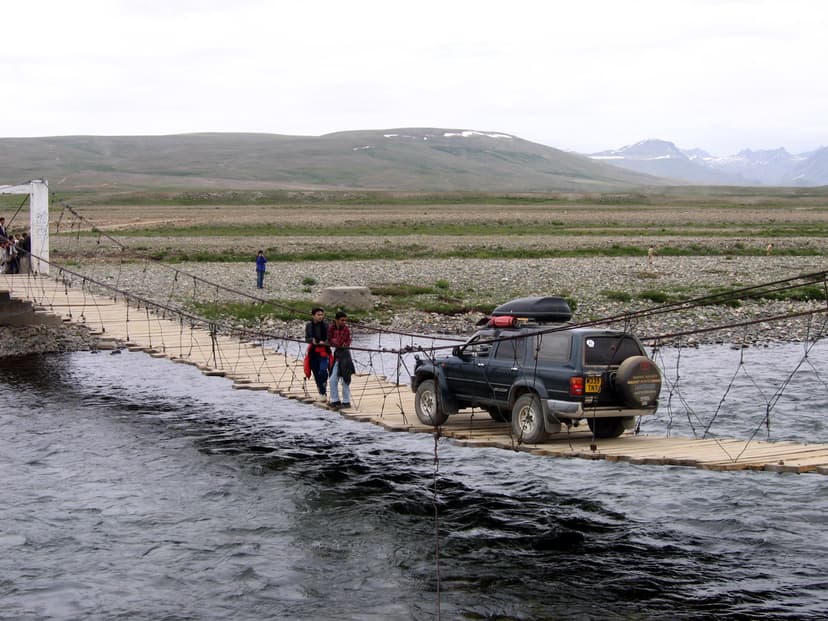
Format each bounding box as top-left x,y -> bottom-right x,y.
443,130 -> 512,139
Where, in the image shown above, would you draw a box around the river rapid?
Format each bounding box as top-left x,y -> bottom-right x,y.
1,341 -> 827,620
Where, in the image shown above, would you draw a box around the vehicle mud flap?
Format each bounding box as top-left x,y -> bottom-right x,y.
434,368 -> 459,415
540,399 -> 563,434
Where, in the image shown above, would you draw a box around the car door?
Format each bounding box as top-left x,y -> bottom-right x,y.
441,332 -> 494,402
484,331 -> 529,406
535,330 -> 575,401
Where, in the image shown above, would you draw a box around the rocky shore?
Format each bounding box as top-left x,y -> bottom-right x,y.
0,324 -> 101,358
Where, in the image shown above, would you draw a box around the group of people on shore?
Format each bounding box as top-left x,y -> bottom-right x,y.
0,216 -> 31,275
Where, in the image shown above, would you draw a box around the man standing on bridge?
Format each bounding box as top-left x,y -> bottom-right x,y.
305,307 -> 330,399
327,311 -> 354,409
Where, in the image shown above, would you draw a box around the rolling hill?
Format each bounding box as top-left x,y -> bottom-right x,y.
0,129 -> 667,193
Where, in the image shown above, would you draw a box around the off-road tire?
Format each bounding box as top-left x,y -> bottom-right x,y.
415,379 -> 449,426
587,416 -> 631,439
511,393 -> 548,444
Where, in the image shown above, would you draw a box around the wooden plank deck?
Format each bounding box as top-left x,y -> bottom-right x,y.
4,274 -> 828,475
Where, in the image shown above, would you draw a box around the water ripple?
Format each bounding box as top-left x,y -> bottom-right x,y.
1,347 -> 827,619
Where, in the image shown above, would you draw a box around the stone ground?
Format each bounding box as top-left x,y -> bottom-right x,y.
5,197 -> 826,353
0,324 -> 97,358
68,253 -> 827,346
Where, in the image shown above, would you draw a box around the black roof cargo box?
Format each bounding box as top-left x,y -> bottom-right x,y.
490,296 -> 572,323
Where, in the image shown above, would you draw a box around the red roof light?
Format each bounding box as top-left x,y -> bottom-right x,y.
488,315 -> 518,328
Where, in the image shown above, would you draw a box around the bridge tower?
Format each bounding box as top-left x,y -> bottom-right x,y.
0,179 -> 49,275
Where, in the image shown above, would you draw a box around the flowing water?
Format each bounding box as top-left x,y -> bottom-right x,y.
1,340 -> 827,620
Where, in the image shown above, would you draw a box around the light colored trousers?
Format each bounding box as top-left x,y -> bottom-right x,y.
329,361 -> 351,403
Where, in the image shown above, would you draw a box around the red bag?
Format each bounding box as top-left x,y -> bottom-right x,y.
303,344 -> 312,379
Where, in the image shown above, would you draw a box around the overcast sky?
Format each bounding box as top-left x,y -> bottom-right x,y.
2,0 -> 827,155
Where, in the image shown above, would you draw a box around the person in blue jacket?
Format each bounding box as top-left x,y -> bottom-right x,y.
255,250 -> 267,288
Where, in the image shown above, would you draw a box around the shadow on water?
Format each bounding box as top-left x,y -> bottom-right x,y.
0,354 -> 74,390
2,350 -> 827,619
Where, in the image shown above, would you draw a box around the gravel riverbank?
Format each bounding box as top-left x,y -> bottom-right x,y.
66,254 -> 827,346
1,254 -> 824,358
0,324 -> 99,358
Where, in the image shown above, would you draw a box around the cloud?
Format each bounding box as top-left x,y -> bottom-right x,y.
1,0 -> 827,154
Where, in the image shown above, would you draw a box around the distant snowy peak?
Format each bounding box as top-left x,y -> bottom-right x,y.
681,148 -> 715,162
704,147 -> 807,185
620,139 -> 685,158
736,146 -> 792,158
591,139 -> 685,161
586,139 -> 828,186
730,147 -> 805,166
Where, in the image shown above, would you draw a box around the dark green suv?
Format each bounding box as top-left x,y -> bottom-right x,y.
410,297 -> 661,441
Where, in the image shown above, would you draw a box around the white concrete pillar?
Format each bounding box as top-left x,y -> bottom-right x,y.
29,180 -> 50,275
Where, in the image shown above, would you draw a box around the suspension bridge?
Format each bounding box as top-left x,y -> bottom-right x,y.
3,268 -> 828,475
2,183 -> 828,474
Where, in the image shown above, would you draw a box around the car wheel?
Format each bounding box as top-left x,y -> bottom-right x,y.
415,379 -> 449,426
614,356 -> 662,408
511,393 -> 548,443
486,406 -> 510,422
587,416 -> 629,439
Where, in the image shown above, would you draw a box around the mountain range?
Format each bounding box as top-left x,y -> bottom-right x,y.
0,129 -> 663,194
587,139 -> 828,186
1,129 -> 825,193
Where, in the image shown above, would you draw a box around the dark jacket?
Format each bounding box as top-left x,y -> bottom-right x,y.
336,348 -> 355,385
305,320 -> 328,348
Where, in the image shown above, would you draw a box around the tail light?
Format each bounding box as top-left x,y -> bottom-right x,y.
569,376 -> 584,396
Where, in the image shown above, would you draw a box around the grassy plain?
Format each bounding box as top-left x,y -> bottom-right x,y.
31,188 -> 828,262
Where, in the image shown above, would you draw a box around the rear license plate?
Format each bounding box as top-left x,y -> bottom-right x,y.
585,376 -> 602,393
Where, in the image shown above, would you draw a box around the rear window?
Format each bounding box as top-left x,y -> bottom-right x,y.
583,335 -> 643,365
535,332 -> 572,363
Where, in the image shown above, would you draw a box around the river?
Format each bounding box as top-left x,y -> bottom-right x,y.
1,340 -> 826,620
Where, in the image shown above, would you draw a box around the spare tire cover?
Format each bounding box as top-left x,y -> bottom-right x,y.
614,356 -> 661,408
